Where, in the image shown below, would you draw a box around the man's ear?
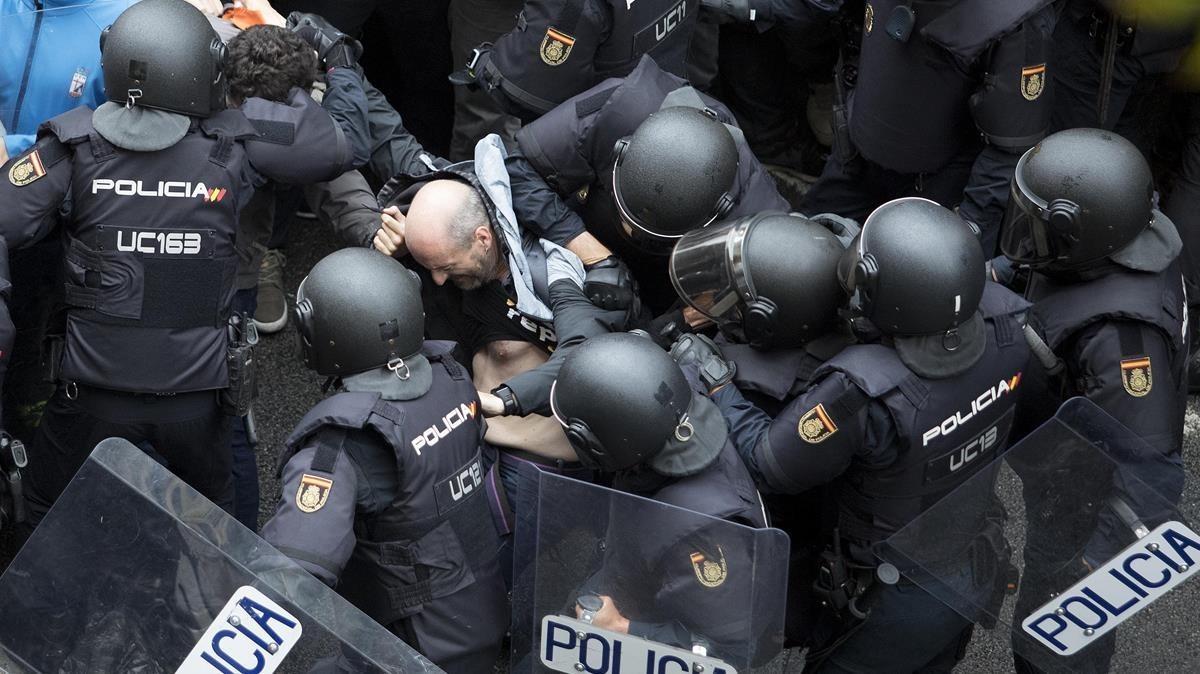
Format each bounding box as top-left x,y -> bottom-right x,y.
475,224 -> 493,249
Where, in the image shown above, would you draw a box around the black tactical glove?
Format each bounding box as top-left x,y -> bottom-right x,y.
583,256 -> 637,311
699,0 -> 753,23
287,12 -> 363,70
669,333 -> 736,393
648,308 -> 690,348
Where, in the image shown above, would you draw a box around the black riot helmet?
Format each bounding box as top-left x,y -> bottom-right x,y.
670,212 -> 846,349
99,0 -> 228,116
550,334 -> 697,472
611,106 -> 739,255
1000,128 -> 1154,271
841,198 -> 987,377
293,248 -> 425,377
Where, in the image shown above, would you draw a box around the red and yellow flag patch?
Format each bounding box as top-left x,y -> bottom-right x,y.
1120,357 -> 1152,397
296,473 -> 333,513
540,27 -> 575,66
798,403 -> 838,444
8,149 -> 46,187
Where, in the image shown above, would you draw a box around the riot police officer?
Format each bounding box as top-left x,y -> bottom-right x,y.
999,129 -> 1188,673
803,0 -> 1057,251
1002,128 -> 1188,456
509,55 -> 790,311
0,0 -> 369,524
262,248 -> 507,673
547,332 -> 770,654
453,0 -> 701,122
707,198 -> 1031,671
668,210 -> 855,646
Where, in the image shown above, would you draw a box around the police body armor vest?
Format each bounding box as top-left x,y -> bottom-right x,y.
850,0 -> 1043,173
638,442 -> 768,529
44,107 -> 258,393
593,0 -> 698,79
1027,262 -> 1187,394
281,345 -> 500,624
813,284 -> 1031,544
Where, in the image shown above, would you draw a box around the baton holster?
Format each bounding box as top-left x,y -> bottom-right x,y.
219,312 -> 258,417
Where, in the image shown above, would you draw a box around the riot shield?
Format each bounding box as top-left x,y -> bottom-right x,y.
510,467 -> 790,674
877,397 -> 1197,672
0,438 -> 441,673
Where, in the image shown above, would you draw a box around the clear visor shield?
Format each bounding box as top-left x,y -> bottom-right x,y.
999,156 -> 1057,265
0,439 -> 438,673
669,219 -> 752,324
876,397 -> 1199,672
510,467 -> 789,673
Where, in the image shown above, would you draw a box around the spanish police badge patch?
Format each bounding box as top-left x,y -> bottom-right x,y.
296,473 -> 333,513
690,547 -> 727,588
8,149 -> 46,187
864,3 -> 874,35
798,403 -> 837,443
1021,64 -> 1046,101
540,27 -> 575,66
1120,357 -> 1152,397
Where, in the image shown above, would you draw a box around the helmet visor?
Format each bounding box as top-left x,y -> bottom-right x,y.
999,153 -> 1056,266
669,219 -> 752,324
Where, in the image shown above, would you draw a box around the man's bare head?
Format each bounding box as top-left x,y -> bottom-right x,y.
405,180 -> 500,290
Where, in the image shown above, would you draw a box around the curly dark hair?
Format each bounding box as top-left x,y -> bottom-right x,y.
225,25 -> 318,104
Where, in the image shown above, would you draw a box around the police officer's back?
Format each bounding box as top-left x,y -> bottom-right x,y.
0,0 -> 369,525
710,198 -> 1031,671
803,0 -> 1057,249
262,248 -> 507,673
456,0 -> 701,121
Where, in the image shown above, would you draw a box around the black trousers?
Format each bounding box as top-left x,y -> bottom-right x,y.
24,385 -> 233,525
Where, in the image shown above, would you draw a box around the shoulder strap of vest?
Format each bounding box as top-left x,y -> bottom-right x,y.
286,391 -> 383,451
40,107 -> 95,144
575,85 -> 619,118
817,345 -> 931,408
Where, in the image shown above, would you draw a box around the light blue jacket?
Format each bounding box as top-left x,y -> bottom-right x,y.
1,0 -> 136,156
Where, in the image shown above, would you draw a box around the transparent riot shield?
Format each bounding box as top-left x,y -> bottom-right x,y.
510,467 -> 790,674
877,397 -> 1197,672
0,438 -> 441,673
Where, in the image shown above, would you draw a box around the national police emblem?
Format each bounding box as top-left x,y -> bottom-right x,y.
1120,357 -> 1152,397
1021,64 -> 1047,101
540,27 -> 575,66
798,403 -> 838,444
8,149 -> 46,187
690,547 -> 728,588
296,473 -> 333,513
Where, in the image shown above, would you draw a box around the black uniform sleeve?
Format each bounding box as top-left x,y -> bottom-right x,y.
242,67 -> 370,185
502,278 -> 623,414
513,86 -> 606,195
361,76 -> 436,181
0,137 -> 72,421
1071,321 -> 1185,458
742,372 -> 876,494
506,153 -> 589,246
478,1 -> 611,119
303,170 -> 384,249
261,433 -> 363,586
960,5 -> 1055,238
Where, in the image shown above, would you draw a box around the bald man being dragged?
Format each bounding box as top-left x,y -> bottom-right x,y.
369,137 -> 625,581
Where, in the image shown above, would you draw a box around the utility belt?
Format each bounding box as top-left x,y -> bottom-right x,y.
41,311 -> 258,417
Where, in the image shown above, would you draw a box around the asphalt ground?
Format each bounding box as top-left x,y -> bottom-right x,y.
2,207 -> 1199,672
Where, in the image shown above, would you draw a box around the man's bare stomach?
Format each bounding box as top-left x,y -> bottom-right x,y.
473,339 -> 577,462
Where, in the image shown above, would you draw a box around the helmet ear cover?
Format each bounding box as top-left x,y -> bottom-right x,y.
1046,198 -> 1081,238
742,296 -> 779,348
564,417 -> 605,469
854,253 -> 879,304
293,298 -> 316,369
